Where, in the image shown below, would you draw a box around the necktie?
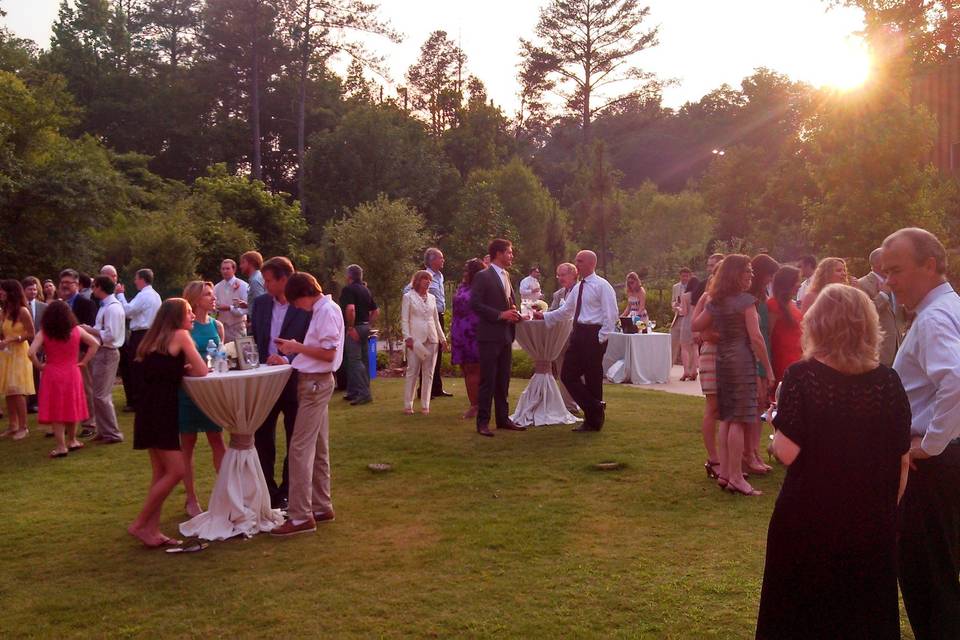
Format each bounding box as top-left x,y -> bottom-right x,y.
502,270 -> 513,305
573,280 -> 586,324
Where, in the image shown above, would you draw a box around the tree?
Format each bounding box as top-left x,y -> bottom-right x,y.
141,0 -> 200,70
285,0 -> 398,216
801,85 -> 956,272
519,0 -> 660,142
405,30 -> 465,136
441,91 -> 515,178
613,182 -> 715,284
326,195 -> 432,353
565,141 -> 621,275
303,102 -> 461,234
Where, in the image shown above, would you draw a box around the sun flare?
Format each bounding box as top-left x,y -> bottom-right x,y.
810,37 -> 873,91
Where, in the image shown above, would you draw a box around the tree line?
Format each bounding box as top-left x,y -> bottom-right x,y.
1,0 -> 959,306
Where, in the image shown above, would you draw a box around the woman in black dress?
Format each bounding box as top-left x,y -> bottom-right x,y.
127,298 -> 209,548
756,284 -> 911,639
693,254 -> 774,496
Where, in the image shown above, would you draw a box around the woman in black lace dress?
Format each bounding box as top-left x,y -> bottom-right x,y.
756,284 -> 911,639
693,254 -> 774,496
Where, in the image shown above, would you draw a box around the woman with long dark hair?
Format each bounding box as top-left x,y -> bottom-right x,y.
693,255 -> 774,496
766,266 -> 803,387
28,301 -> 100,457
451,258 -> 486,419
129,298 -> 208,547
0,280 -> 36,440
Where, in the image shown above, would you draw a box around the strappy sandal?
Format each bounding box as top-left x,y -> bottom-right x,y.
704,460 -> 720,479
49,450 -> 68,459
728,483 -> 763,497
165,537 -> 209,554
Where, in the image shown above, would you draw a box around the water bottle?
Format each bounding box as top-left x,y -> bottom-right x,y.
206,340 -> 218,370
216,346 -> 229,373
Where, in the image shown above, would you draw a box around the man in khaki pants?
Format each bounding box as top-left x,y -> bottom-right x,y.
271,272 -> 345,537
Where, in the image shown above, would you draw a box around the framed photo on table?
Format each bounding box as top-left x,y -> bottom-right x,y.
233,336 -> 259,370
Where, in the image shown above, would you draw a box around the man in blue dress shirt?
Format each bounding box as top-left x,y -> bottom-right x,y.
885,227 -> 960,640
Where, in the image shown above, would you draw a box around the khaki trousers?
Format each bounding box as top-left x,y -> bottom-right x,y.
288,371 -> 335,521
90,347 -> 122,441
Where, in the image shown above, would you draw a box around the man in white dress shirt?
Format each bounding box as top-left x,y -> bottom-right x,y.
536,250 -> 619,432
214,258 -> 249,343
272,272 -> 344,536
80,276 -> 125,444
795,255 -> 817,303
885,227 -> 960,640
519,266 -> 543,300
116,269 -> 162,411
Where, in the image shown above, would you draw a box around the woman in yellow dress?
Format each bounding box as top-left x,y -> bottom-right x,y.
0,280 -> 36,440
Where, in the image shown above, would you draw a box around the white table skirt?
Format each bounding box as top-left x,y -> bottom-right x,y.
509,320 -> 580,426
179,366 -> 292,540
603,333 -> 672,384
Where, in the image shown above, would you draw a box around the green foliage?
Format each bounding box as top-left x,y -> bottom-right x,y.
192,164 -> 307,260
802,87 -> 956,272
613,182 -> 715,285
326,195 -> 433,352
304,103 -> 461,233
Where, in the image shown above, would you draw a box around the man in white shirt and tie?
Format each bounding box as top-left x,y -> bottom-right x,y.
116,268 -> 162,411
214,258 -> 249,343
535,250 -> 619,432
80,276 -> 126,444
885,227 -> 960,640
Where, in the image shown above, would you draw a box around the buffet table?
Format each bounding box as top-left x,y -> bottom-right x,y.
603,333 -> 672,384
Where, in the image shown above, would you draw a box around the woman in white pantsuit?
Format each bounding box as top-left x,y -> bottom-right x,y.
402,271 -> 447,414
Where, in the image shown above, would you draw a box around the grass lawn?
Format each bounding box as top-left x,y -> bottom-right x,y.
0,378 -> 915,639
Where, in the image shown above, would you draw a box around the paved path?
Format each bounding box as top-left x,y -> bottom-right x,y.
616,365 -> 705,398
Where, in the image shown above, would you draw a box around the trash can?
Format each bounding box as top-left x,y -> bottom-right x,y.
368,331 -> 378,379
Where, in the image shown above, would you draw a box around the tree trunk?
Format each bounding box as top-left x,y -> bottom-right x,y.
250,1 -> 263,181
296,0 -> 311,218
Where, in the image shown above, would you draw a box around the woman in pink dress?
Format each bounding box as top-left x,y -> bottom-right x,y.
28,301 -> 100,458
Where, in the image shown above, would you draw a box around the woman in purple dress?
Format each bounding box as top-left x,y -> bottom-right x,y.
451,258 -> 485,419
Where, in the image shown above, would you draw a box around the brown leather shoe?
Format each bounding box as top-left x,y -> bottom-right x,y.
270,517 -> 317,537
476,423 -> 494,437
497,420 -> 526,431
312,510 -> 335,523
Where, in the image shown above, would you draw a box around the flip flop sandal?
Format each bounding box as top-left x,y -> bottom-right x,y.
68,443 -> 85,451
165,538 -> 209,554
49,450 -> 68,459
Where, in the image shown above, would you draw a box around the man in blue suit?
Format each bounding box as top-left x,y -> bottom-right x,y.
251,256 -> 311,510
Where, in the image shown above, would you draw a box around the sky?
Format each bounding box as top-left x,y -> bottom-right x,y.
3,0 -> 868,112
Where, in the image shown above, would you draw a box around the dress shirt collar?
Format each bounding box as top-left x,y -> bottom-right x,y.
427,267 -> 443,281
312,294 -> 333,314
99,294 -> 118,307
140,284 -> 155,295
490,263 -> 508,278
915,282 -> 954,314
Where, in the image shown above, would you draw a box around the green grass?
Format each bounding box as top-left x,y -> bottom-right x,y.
0,379 -> 915,639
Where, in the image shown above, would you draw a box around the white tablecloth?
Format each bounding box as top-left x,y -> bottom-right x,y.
603,333 -> 672,384
509,320 -> 580,426
179,365 -> 292,540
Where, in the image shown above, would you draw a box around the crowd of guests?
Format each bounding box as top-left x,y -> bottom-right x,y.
658,228 -> 956,639
3,228 -> 960,637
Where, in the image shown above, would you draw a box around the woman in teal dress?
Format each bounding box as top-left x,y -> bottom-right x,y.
180,281 -> 227,518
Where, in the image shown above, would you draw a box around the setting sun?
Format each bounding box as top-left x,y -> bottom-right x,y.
808,37 -> 873,91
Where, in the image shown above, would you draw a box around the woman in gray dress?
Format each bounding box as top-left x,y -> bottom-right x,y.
693,254 -> 774,496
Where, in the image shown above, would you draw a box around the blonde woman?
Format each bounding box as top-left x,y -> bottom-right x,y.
799,257 -> 848,314
179,281 -> 227,517
620,271 -> 648,320
757,284 -> 911,639
129,298 -> 208,547
402,270 -> 446,415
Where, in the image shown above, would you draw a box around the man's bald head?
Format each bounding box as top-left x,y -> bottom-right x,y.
574,250 -> 597,277
100,264 -> 118,283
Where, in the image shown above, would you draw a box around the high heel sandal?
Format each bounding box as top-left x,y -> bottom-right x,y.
716,476 -> 729,490
704,460 -> 720,479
